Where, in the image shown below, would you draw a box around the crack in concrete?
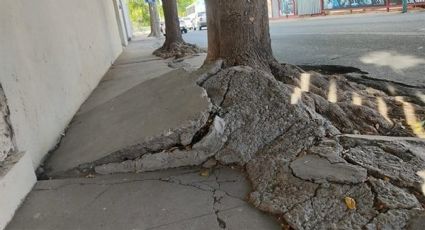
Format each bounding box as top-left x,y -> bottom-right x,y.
219,74 -> 233,108
283,184 -> 321,218
212,170 -> 227,229
34,169 -> 250,230
362,179 -> 383,227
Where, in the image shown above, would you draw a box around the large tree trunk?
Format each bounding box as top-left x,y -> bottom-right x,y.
205,0 -> 276,70
148,2 -> 161,38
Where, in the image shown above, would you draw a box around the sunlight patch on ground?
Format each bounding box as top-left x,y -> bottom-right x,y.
377,97 -> 392,124
395,96 -> 425,138
291,87 -> 302,105
360,51 -> 425,73
300,73 -> 311,92
291,73 -> 311,105
352,92 -> 362,106
328,79 -> 337,103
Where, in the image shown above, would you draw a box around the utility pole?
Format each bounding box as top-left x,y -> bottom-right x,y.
402,0 -> 408,13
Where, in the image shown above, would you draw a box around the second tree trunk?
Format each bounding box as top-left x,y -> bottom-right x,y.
205,0 -> 275,70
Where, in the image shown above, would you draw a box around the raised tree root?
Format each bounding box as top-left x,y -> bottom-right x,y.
270,62 -> 424,137
153,42 -> 205,59
199,63 -> 425,229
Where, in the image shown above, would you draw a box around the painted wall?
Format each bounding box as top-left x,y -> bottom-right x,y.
271,0 -> 281,18
0,0 -> 123,168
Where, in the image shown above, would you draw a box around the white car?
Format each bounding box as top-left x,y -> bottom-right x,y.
181,17 -> 194,30
160,21 -> 187,35
179,20 -> 188,34
193,12 -> 207,30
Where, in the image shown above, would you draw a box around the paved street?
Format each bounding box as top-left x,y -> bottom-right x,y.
183,11 -> 425,87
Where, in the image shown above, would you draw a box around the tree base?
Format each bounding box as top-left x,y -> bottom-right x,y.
153,42 -> 205,59
92,61 -> 424,228
198,63 -> 425,229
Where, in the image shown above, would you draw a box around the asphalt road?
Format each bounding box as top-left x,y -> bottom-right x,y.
183,11 -> 425,87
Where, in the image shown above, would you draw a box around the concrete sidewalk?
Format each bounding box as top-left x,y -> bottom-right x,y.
6,38 -> 280,229
7,167 -> 279,230
43,38 -> 211,177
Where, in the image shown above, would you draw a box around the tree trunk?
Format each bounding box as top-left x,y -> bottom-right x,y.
153,0 -> 202,58
205,0 -> 276,70
148,2 -> 161,38
162,0 -> 183,46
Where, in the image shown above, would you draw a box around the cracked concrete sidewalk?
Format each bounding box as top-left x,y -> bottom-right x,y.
6,167 -> 279,230
42,38 -> 210,177
6,38 -> 280,230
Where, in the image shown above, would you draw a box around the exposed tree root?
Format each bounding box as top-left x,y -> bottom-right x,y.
198,63 -> 425,229
270,62 -> 424,137
153,42 -> 205,59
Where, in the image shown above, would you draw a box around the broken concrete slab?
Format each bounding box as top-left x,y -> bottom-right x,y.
45,68 -> 212,177
369,177 -> 422,209
245,133 -> 425,229
6,167 -> 280,230
341,135 -> 425,192
94,116 -> 227,174
290,154 -> 367,184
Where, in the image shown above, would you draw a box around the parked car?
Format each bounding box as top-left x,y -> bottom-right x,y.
160,21 -> 187,35
181,17 -> 194,30
179,20 -> 188,34
193,12 -> 207,30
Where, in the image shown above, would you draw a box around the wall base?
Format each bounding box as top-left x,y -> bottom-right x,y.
0,152 -> 36,230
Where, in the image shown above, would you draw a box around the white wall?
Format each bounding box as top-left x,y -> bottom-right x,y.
0,0 -> 123,167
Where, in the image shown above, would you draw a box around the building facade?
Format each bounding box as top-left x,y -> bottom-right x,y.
268,0 -> 425,18
0,0 -> 132,228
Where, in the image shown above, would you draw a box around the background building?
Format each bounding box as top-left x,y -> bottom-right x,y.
268,0 -> 425,18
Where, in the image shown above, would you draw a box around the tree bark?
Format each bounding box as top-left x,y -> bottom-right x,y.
205,0 -> 221,63
162,0 -> 183,46
148,2 -> 161,38
205,0 -> 276,70
154,0 -> 202,58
